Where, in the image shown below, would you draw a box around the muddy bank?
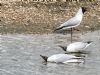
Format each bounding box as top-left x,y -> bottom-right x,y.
0,1 -> 100,34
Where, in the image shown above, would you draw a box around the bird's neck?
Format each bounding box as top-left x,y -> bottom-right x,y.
75,8 -> 83,17
74,8 -> 83,21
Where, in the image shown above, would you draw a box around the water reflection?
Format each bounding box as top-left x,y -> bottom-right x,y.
0,30 -> 100,75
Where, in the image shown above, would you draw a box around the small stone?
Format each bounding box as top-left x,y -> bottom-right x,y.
0,3 -> 2,6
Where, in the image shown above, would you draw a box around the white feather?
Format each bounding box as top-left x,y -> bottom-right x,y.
47,54 -> 83,63
63,59 -> 84,64
66,42 -> 92,52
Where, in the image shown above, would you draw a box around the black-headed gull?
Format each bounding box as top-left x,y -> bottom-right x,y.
59,41 -> 92,53
40,54 -> 84,63
54,7 -> 87,42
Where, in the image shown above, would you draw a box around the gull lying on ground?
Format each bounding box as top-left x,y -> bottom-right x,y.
59,41 -> 93,53
40,54 -> 84,64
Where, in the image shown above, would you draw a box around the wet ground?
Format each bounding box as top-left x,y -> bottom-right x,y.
0,30 -> 100,75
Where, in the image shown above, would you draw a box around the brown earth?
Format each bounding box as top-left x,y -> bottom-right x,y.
0,1 -> 100,34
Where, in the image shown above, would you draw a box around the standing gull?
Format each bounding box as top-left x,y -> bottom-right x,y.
54,7 -> 87,42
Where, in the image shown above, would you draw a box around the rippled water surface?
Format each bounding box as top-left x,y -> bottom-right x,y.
0,30 -> 100,75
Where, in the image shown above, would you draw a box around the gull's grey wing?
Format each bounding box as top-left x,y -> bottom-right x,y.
54,16 -> 81,31
60,16 -> 80,28
54,54 -> 74,62
68,42 -> 87,51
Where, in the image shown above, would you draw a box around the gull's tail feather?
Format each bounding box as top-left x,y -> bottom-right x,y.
73,56 -> 84,59
63,58 -> 85,63
54,26 -> 65,32
58,45 -> 67,51
40,55 -> 48,62
54,27 -> 62,32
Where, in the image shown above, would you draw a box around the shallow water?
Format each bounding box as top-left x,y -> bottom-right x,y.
0,30 -> 100,75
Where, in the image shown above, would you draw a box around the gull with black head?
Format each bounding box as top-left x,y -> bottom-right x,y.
40,54 -> 84,64
54,7 -> 87,42
58,41 -> 93,53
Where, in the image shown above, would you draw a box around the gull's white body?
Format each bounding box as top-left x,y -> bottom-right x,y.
57,7 -> 83,30
67,42 -> 91,52
47,54 -> 83,63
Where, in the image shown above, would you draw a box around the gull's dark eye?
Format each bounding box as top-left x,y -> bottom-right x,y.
82,7 -> 87,13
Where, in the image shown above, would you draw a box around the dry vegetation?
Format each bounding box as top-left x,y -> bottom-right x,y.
0,1 -> 100,34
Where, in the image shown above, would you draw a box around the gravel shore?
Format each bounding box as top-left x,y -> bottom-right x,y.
0,1 -> 100,34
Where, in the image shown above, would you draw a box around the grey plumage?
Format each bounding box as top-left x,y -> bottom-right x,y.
54,7 -> 87,31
